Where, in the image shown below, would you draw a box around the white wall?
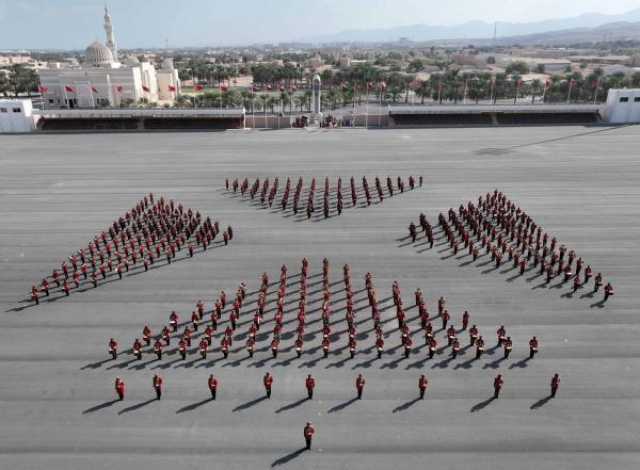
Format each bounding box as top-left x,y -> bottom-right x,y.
0,99 -> 38,133
605,89 -> 640,123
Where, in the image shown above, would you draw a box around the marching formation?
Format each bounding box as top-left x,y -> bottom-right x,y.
225,175 -> 423,219
28,194 -> 234,306
407,189 -> 614,301
102,258 -> 545,372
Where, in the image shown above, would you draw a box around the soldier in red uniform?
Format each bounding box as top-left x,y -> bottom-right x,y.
550,373 -> 560,397
322,336 -> 330,358
441,309 -> 450,330
355,374 -> 365,399
271,338 -> 280,358
115,377 -> 125,401
462,310 -> 470,330
493,374 -> 504,398
375,336 -> 384,359
409,222 -> 417,242
403,334 -> 413,358
469,324 -> 479,345
263,372 -> 274,399
305,374 -> 316,399
246,336 -> 256,357
150,337 -> 161,359
451,338 -> 461,358
529,336 -> 539,359
142,325 -> 152,346
428,337 -> 437,359
604,282 -> 614,302
153,374 -> 163,400
503,336 -> 513,359
220,336 -> 229,359
108,338 -> 118,360
475,336 -> 485,359
304,422 -> 315,450
446,325 -> 456,346
132,338 -> 143,360
199,338 -> 208,360
208,374 -> 219,400
169,311 -> 179,332
295,336 -> 304,358
418,374 -> 428,399
178,338 -> 187,360
496,325 -> 506,346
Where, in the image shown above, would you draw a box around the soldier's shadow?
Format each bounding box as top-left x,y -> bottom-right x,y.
118,398 -> 157,415
275,397 -> 308,414
271,447 -> 307,467
392,397 -> 421,413
470,396 -> 496,412
530,395 -> 553,410
327,397 -> 358,413
233,396 -> 267,412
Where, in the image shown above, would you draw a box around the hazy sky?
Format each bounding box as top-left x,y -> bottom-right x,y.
1,0 -> 639,49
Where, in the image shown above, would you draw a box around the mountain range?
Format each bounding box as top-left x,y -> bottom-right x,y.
306,8 -> 640,44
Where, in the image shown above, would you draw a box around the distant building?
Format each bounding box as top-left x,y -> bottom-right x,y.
0,99 -> 39,133
36,7 -> 180,108
605,89 -> 640,123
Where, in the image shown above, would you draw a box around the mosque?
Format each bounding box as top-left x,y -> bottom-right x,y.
37,7 -> 180,108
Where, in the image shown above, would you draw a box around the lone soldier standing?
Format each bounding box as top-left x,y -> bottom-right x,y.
493,374 -> 504,399
355,374 -> 366,399
153,374 -> 163,400
306,374 -> 316,400
418,374 -> 428,399
208,374 -> 219,400
304,422 -> 315,450
115,377 -> 125,401
529,336 -> 539,359
550,373 -> 560,397
263,372 -> 273,399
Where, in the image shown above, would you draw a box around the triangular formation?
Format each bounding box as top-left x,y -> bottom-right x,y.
225,175 -> 422,221
26,194 -> 234,307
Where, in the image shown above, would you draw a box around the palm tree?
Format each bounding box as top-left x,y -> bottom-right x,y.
530,79 -> 542,104
415,80 -> 431,104
259,94 -> 269,115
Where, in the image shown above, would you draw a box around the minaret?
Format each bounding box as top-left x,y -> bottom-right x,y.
104,5 -> 118,61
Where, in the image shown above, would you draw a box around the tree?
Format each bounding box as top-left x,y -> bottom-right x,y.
505,61 -> 529,75
415,80 -> 431,104
7,65 -> 39,97
406,59 -> 425,73
0,72 -> 10,96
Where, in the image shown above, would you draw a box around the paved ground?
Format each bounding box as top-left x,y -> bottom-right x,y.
1,126 -> 639,470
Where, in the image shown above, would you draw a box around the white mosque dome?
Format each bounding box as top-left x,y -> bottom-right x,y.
85,41 -> 114,67
124,55 -> 140,66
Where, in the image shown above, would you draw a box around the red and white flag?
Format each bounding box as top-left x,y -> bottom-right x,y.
64,85 -> 75,93
115,85 -> 123,93
168,84 -> 177,92
91,86 -> 98,93
194,84 -> 204,91
38,86 -> 49,93
142,85 -> 151,92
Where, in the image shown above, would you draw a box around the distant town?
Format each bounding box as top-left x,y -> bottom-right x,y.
1,7 -> 640,113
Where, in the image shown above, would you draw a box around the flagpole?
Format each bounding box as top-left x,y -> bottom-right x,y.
365,83 -> 369,130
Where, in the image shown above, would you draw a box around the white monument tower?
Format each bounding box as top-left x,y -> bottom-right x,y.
104,5 -> 118,61
311,74 -> 322,126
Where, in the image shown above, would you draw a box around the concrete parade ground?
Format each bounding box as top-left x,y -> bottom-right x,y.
0,126 -> 639,470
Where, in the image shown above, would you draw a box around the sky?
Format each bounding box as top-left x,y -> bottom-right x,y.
0,0 -> 639,49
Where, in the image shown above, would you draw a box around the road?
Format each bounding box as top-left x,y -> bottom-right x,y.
0,126 -> 639,469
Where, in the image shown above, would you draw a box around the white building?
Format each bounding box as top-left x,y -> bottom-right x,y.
604,88 -> 640,123
0,99 -> 39,133
36,7 -> 180,108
